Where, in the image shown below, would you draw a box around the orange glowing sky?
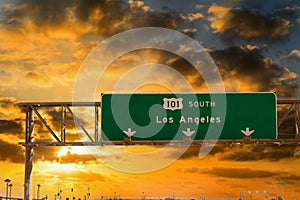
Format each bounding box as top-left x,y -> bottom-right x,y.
0,0 -> 300,200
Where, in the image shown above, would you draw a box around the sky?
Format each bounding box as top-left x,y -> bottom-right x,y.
0,0 -> 300,199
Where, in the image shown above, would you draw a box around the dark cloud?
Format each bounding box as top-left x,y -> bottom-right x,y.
163,52 -> 205,88
176,147 -> 200,159
0,119 -> 22,134
24,71 -> 49,85
203,167 -> 278,179
109,46 -> 298,99
181,166 -> 279,178
125,8 -> 183,30
170,145 -> 299,162
231,184 -> 248,189
233,0 -> 296,13
169,146 -> 227,160
0,97 -> 27,115
219,145 -> 298,162
107,48 -> 207,89
209,46 -> 299,98
183,167 -> 199,173
208,5 -> 290,40
0,97 -> 18,108
45,108 -> 79,130
8,0 -> 183,37
278,174 -> 300,181
0,139 -> 24,163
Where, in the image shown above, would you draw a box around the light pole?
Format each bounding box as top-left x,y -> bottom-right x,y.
37,184 -> 41,200
4,179 -> 11,200
8,183 -> 13,200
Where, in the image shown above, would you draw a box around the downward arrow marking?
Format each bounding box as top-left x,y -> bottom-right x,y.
241,127 -> 255,136
123,128 -> 136,137
182,128 -> 195,137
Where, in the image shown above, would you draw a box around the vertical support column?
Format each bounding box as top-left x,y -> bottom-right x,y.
295,103 -> 300,139
61,105 -> 66,142
95,105 -> 99,142
24,107 -> 34,200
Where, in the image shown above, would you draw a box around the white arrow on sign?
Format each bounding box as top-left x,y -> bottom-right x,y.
123,128 -> 136,137
182,128 -> 195,137
241,127 -> 255,136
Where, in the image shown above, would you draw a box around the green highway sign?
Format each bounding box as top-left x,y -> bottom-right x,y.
101,93 -> 277,141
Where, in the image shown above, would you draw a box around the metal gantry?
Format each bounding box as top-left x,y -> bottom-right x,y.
19,100 -> 300,200
19,102 -> 101,200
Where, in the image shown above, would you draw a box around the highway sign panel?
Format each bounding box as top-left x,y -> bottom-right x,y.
101,93 -> 277,141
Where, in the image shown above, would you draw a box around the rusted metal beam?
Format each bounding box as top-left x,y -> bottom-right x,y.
19,102 -> 101,107
19,139 -> 300,147
277,99 -> 300,104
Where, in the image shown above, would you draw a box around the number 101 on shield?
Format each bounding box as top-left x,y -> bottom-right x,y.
163,98 -> 183,111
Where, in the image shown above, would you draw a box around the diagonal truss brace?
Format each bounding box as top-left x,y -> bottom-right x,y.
30,105 -> 61,142
66,106 -> 94,142
277,104 -> 295,128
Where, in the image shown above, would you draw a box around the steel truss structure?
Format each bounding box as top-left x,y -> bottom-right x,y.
277,100 -> 300,138
19,100 -> 300,200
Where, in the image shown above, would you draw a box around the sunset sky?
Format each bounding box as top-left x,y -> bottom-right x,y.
1,0 -> 300,199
